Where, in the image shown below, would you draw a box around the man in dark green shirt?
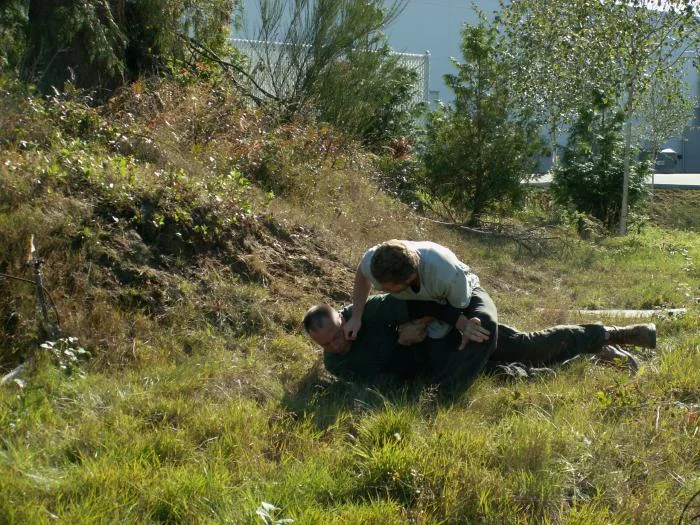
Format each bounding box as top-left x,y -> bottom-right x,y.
303,295 -> 656,391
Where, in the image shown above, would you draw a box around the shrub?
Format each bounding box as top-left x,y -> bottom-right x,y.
552,93 -> 650,231
313,43 -> 421,149
420,23 -> 541,225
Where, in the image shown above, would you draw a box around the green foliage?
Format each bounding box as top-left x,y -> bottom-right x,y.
635,69 -> 696,158
496,0 -> 700,234
21,0 -> 127,94
552,93 -> 651,231
0,1 -> 28,74
374,154 -> 426,210
12,0 -> 238,95
240,0 -> 414,148
421,23 -> 541,225
495,0 -> 599,164
313,43 -> 420,149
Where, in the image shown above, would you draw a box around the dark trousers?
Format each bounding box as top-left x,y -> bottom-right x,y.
386,306 -> 607,392
386,287 -> 499,393
492,323 -> 607,365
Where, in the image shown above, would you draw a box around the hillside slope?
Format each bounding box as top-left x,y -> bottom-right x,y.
1,78 -> 698,524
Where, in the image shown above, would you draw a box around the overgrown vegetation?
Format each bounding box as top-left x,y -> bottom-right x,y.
1,0 -> 699,521
1,0 -> 238,95
1,70 -> 698,523
231,0 -> 417,149
552,93 -> 651,231
420,22 -> 541,225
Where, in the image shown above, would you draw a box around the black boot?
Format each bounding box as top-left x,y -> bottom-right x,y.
606,323 -> 656,348
595,345 -> 639,373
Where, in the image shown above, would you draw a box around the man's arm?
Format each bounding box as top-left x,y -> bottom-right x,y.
343,267 -> 372,340
406,301 -> 491,348
406,300 -> 460,323
443,267 -> 483,349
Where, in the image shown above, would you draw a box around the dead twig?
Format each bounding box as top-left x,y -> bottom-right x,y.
424,218 -> 562,255
0,272 -> 61,327
178,35 -> 276,107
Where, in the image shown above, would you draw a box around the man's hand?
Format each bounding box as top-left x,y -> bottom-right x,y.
343,316 -> 362,340
456,315 -> 490,350
397,317 -> 432,346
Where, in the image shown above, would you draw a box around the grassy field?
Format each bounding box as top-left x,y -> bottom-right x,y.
1,77 -> 698,524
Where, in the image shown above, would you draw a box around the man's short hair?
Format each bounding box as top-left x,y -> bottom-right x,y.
302,303 -> 336,334
370,240 -> 419,284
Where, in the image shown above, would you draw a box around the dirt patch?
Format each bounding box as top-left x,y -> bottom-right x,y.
86,213 -> 354,316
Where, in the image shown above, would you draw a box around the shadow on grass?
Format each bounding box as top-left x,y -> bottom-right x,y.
280,363 -> 445,430
280,357 -> 601,430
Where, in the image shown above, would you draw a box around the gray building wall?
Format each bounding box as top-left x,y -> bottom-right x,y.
382,0 -> 501,107
659,57 -> 700,173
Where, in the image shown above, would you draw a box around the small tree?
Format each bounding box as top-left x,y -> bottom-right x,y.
239,0 -> 406,109
233,0 -> 418,148
421,22 -> 541,226
496,0 -> 700,234
496,0 -> 602,168
552,93 -> 650,231
635,66 -> 697,167
312,42 -> 419,147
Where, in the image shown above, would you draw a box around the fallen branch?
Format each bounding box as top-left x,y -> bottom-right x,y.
424,218 -> 561,255
535,307 -> 687,318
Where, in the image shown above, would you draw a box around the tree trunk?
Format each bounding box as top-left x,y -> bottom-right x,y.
550,121 -> 559,168
618,91 -> 634,236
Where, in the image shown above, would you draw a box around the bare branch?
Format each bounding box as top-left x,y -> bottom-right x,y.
179,35 -> 277,105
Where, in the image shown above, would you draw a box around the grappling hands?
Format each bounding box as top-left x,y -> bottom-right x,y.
456,315 -> 491,350
343,316 -> 362,341
397,316 -> 432,346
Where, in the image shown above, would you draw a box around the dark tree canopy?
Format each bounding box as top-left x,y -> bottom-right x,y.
1,0 -> 238,95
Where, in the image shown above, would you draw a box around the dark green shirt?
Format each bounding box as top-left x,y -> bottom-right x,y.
324,295 -> 408,380
323,295 -> 457,380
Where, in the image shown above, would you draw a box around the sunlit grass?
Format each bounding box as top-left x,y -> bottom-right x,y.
1,76 -> 698,523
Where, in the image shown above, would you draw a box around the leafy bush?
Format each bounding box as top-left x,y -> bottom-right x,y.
237,0 -> 414,149
420,23 -> 541,225
552,94 -> 651,231
373,154 -> 426,211
313,43 -> 421,149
